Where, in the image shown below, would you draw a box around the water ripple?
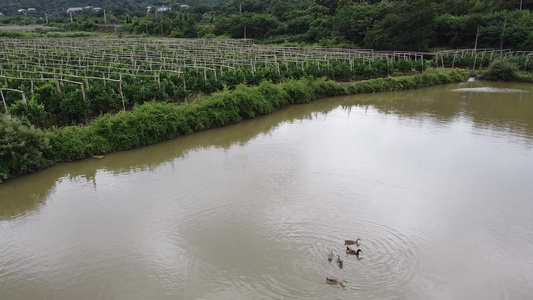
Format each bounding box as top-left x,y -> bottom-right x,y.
452,87 -> 526,93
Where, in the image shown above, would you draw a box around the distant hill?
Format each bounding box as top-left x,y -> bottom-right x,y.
0,0 -> 315,16
0,0 -> 211,14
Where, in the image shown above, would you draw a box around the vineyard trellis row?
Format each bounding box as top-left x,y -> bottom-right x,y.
433,48 -> 533,70
1,38 -> 532,128
0,88 -> 26,112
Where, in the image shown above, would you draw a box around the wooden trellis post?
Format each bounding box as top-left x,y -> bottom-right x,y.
452,53 -> 456,68
180,67 -> 186,91
0,89 -> 7,112
119,73 -> 125,111
0,88 -> 27,107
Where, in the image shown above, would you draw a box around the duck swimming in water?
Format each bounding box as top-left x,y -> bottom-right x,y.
337,255 -> 343,269
326,277 -> 347,287
328,250 -> 334,262
346,247 -> 362,256
345,238 -> 361,247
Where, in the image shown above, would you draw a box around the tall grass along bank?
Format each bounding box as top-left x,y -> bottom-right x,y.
1,70 -> 468,182
349,69 -> 469,94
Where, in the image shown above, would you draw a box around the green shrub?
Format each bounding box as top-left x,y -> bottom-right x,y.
280,79 -> 315,104
308,78 -> 348,97
516,73 -> 533,83
46,31 -> 97,37
47,125 -> 111,162
0,31 -> 38,38
349,69 -> 468,94
481,59 -> 518,81
0,115 -> 52,181
7,98 -> 48,128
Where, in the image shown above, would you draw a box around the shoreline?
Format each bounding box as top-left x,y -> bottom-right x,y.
1,69 -> 469,183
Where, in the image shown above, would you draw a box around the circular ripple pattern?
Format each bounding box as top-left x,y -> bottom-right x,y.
350,220 -> 431,298
267,217 -> 432,299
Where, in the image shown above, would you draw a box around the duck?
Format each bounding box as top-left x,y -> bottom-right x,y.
326,277 -> 347,287
336,255 -> 343,269
346,247 -> 362,256
345,238 -> 361,247
328,250 -> 334,262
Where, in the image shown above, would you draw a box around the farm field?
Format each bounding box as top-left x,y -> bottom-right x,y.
2,37 -> 533,128
0,38 -> 429,127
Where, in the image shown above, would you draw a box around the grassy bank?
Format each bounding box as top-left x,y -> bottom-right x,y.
349,68 -> 468,93
1,69 -> 469,182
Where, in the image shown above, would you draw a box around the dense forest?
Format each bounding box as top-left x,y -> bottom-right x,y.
1,0 -> 533,51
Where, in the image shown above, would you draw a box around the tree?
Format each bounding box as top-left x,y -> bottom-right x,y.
314,0 -> 338,14
333,2 -> 391,45
0,115 -> 52,181
272,0 -> 296,21
364,0 -> 437,51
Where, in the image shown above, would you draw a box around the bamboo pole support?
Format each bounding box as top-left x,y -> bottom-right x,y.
0,88 -> 27,107
452,53 -> 456,68
119,73 -> 125,111
0,90 -> 6,112
81,84 -> 86,101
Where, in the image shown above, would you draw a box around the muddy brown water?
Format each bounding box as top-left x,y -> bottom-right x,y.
1,80 -> 532,299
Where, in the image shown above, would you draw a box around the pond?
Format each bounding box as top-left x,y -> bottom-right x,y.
1,80 -> 532,299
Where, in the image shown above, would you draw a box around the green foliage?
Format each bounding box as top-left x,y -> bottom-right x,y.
7,98 -> 48,128
87,83 -> 123,114
515,72 -> 533,83
45,31 -> 97,37
0,55 -> 450,129
0,31 -> 39,38
280,79 -> 315,103
481,59 -> 518,81
333,2 -> 390,46
349,69 -> 469,94
45,77 -> 345,164
4,0 -> 533,51
59,90 -> 90,124
0,115 -> 52,182
364,0 -> 437,51
46,125 -> 111,162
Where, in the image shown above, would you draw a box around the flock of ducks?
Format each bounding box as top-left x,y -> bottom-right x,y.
326,238 -> 362,288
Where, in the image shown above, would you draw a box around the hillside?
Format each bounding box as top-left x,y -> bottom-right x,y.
1,0 -> 533,51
